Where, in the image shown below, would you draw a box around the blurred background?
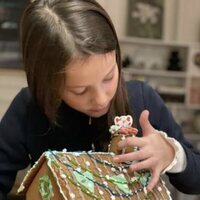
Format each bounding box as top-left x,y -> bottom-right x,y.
0,0 -> 200,199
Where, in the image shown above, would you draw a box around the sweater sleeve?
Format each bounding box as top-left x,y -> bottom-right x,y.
0,88 -> 30,195
140,81 -> 200,194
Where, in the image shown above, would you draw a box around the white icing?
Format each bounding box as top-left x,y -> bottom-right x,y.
105,175 -> 110,180
103,181 -> 108,186
122,135 -> 126,140
111,167 -> 116,172
62,148 -> 67,153
111,195 -> 116,200
143,187 -> 147,195
70,193 -> 76,199
99,190 -> 104,195
97,168 -> 102,172
85,161 -> 90,166
17,185 -> 25,193
46,158 -> 69,200
76,167 -> 81,172
61,173 -> 67,179
74,152 -> 81,156
158,186 -> 162,191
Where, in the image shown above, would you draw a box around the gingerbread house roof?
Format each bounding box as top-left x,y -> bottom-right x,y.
17,150 -> 172,200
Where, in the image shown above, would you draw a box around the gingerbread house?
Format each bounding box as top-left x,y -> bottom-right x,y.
17,150 -> 172,200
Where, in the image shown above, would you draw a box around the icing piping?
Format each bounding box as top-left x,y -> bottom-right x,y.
38,175 -> 54,200
50,151 -> 133,197
49,150 -> 158,199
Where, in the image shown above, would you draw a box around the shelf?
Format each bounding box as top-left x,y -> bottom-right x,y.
120,36 -> 200,114
166,102 -> 186,108
123,68 -> 186,78
186,104 -> 200,110
157,85 -> 186,95
185,133 -> 200,141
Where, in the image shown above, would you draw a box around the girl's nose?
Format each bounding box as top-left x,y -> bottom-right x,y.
92,88 -> 108,107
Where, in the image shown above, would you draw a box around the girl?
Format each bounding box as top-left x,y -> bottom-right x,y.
0,0 -> 200,199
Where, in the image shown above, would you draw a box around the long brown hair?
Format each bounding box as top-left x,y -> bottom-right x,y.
20,0 -> 132,128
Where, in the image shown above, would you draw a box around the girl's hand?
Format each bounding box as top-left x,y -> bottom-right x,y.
113,110 -> 175,191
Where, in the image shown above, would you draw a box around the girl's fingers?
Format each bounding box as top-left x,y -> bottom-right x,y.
114,149 -> 150,163
128,158 -> 153,173
147,169 -> 160,191
117,136 -> 145,150
139,110 -> 155,136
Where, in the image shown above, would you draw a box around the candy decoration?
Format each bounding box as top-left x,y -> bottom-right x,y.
38,175 -> 54,200
73,170 -> 94,193
109,115 -> 138,154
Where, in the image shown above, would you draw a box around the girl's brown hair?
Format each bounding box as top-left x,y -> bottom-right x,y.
20,0 -> 132,149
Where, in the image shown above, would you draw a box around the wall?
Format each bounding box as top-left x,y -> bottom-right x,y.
176,0 -> 200,43
97,0 -> 200,43
0,69 -> 27,118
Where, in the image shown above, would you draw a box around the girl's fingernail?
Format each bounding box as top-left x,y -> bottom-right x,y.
113,157 -> 119,162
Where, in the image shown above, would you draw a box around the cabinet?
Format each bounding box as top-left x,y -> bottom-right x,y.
120,36 -> 200,134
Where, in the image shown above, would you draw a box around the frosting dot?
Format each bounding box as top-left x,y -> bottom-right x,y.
86,161 -> 90,166
99,190 -> 104,195
157,186 -> 162,191
105,175 -> 110,180
103,181 -> 108,186
111,195 -> 116,200
76,167 -> 81,172
61,173 -> 66,179
62,148 -> 67,153
111,167 -> 116,172
70,193 -> 76,199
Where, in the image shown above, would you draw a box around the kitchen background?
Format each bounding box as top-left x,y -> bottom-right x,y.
1,0 -> 200,199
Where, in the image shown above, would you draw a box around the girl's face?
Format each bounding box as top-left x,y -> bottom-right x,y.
62,51 -> 119,118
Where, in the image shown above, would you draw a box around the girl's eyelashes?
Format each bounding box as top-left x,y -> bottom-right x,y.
72,89 -> 87,95
68,71 -> 115,95
104,74 -> 114,82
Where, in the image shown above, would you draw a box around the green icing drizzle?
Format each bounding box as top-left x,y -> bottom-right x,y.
48,151 -> 154,199
134,171 -> 152,186
38,175 -> 54,200
73,170 -> 94,193
109,174 -> 131,194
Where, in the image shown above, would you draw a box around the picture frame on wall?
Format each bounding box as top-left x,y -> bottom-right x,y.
127,0 -> 164,39
0,0 -> 27,69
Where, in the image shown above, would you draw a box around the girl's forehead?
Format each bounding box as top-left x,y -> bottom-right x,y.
66,52 -> 116,72
64,52 -> 117,86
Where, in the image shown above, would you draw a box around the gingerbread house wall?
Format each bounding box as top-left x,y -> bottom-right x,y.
26,161 -> 64,200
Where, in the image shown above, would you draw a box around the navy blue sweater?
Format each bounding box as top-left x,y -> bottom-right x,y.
0,80 -> 200,199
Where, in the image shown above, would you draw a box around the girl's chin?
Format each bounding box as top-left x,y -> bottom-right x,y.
87,108 -> 109,118
87,111 -> 107,118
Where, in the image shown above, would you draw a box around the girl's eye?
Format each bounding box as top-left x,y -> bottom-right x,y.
104,75 -> 114,82
72,89 -> 87,95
